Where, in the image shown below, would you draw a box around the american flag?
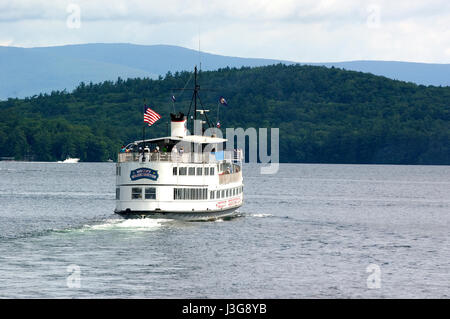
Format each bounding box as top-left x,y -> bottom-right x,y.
144,107 -> 161,126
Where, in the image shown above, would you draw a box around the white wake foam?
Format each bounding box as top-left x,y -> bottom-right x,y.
87,218 -> 172,231
249,213 -> 273,218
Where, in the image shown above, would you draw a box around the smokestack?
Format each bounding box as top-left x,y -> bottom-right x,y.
170,112 -> 187,137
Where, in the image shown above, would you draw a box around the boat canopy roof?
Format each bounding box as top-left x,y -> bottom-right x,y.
133,135 -> 227,145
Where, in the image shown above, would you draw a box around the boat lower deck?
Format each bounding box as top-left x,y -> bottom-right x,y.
115,206 -> 241,221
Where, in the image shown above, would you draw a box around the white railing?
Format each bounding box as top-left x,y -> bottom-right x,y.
118,150 -> 241,164
118,152 -> 140,162
234,149 -> 243,162
219,170 -> 242,185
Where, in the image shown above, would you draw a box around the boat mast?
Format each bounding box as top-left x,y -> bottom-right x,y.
194,66 -> 199,121
185,66 -> 212,131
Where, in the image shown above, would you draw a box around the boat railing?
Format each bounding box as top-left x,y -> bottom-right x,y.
118,150 -> 241,164
233,149 -> 243,162
219,170 -> 242,185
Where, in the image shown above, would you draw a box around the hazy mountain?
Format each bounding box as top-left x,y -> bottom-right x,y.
0,43 -> 449,100
311,61 -> 450,88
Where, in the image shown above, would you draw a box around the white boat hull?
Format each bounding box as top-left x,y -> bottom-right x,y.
115,159 -> 244,221
115,205 -> 241,221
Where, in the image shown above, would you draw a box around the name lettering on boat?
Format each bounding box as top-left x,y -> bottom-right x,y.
130,168 -> 159,181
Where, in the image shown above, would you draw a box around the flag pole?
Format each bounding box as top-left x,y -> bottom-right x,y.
143,99 -> 146,156
217,101 -> 220,125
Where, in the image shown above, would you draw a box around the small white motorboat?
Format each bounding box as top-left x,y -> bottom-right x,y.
57,157 -> 80,163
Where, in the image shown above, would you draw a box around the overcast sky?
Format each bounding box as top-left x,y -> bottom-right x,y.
0,0 -> 449,63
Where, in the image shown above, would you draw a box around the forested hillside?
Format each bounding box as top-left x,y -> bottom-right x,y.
0,64 -> 448,164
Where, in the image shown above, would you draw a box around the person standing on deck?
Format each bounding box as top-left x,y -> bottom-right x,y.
172,145 -> 178,160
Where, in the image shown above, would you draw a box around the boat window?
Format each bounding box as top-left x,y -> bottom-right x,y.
204,167 -> 209,176
145,187 -> 156,200
216,190 -> 220,199
173,167 -> 177,175
188,167 -> 195,176
179,167 -> 187,175
210,191 -> 214,199
131,187 -> 142,199
197,167 -> 202,176
116,188 -> 120,200
221,190 -> 225,198
210,167 -> 214,175
174,188 -> 208,200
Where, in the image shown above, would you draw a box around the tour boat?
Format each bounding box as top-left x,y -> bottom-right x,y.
114,67 -> 243,220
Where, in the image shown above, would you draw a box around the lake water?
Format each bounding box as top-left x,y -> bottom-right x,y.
0,162 -> 449,298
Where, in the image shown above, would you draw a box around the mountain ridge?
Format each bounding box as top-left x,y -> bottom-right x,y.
0,64 -> 448,164
1,43 -> 449,100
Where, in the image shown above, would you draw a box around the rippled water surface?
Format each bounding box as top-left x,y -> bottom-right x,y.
0,162 -> 449,298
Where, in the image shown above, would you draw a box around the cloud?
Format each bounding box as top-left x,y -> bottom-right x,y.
0,0 -> 449,63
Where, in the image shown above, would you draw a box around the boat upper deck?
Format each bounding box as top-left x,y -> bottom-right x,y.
118,134 -> 242,164
118,150 -> 242,164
